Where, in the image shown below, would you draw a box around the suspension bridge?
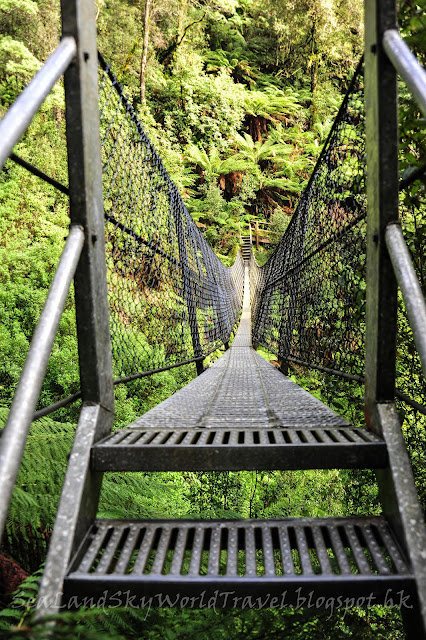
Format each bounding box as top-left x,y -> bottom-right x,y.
0,0 -> 425,637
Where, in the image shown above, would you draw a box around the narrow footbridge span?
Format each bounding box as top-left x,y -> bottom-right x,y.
64,267 -> 408,612
93,267 -> 385,472
0,0 -> 425,637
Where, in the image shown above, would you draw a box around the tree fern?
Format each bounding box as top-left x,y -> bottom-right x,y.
184,144 -> 253,178
244,88 -> 305,123
1,416 -> 75,554
0,411 -> 194,572
232,133 -> 293,165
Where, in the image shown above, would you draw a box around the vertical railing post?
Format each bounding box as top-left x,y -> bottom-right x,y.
364,0 -> 399,429
365,4 -> 426,635
37,0 -> 114,614
61,1 -> 115,412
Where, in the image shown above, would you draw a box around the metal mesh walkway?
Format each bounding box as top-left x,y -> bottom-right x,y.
64,516 -> 413,605
93,267 -> 386,471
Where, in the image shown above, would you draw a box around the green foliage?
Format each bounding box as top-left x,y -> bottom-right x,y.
4,417 -> 75,537
0,378 -> 196,556
243,88 -> 306,123
0,157 -> 75,410
154,58 -> 247,150
185,143 -> 251,178
0,567 -> 406,640
0,0 -> 38,44
0,0 -> 37,14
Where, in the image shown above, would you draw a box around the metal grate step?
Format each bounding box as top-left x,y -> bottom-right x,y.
241,237 -> 251,260
92,426 -> 387,471
64,517 -> 414,608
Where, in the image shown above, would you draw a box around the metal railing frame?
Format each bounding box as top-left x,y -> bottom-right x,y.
0,37 -> 77,171
0,37 -> 79,542
386,223 -> 426,379
0,226 -> 84,537
36,0 -> 116,613
364,1 -> 426,636
0,0 -> 424,630
0,0 -> 116,581
383,29 -> 426,118
382,29 -> 426,379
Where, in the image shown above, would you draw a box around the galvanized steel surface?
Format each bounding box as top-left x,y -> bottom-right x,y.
118,269 -> 346,431
93,424 -> 387,471
0,36 -> 76,171
383,29 -> 426,118
68,516 -> 410,579
36,0 -> 116,614
0,0 -> 424,628
63,515 -> 415,607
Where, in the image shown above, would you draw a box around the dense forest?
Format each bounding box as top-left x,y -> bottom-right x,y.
0,0 -> 425,638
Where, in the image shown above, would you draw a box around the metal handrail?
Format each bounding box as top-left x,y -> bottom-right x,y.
386,223 -> 426,380
383,29 -> 426,118
0,225 -> 84,542
0,36 -> 76,170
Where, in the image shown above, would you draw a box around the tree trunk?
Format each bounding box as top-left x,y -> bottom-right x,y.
309,52 -> 319,127
309,21 -> 318,128
0,553 -> 29,594
178,0 -> 188,41
140,0 -> 151,104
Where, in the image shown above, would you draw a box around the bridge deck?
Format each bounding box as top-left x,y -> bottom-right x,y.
65,515 -> 413,605
93,268 -> 386,471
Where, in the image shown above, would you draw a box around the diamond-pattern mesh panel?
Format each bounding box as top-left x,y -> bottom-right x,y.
98,54 -> 244,378
251,61 -> 366,379
249,59 -> 425,507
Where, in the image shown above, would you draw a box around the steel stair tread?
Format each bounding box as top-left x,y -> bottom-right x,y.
63,516 -> 415,607
92,425 -> 387,470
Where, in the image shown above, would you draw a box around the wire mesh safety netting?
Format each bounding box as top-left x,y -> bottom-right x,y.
250,58 -> 426,507
250,60 -> 366,381
97,54 -> 244,379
